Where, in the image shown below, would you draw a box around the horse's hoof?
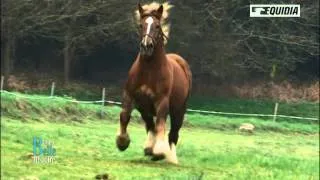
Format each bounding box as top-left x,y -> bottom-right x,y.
166,143 -> 178,164
144,147 -> 153,156
151,140 -> 169,161
151,154 -> 165,161
153,140 -> 170,156
116,134 -> 130,151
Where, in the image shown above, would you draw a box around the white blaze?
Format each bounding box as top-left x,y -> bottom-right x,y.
143,17 -> 154,46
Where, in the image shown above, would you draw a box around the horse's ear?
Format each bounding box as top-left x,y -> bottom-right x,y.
157,5 -> 163,17
138,3 -> 144,15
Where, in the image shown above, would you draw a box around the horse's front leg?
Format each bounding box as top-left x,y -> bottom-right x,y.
152,97 -> 173,162
116,91 -> 133,151
141,113 -> 156,156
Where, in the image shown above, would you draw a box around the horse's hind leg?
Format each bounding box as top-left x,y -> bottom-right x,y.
141,113 -> 155,156
167,106 -> 185,164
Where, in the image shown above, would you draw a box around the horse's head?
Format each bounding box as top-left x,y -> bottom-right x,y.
137,3 -> 164,56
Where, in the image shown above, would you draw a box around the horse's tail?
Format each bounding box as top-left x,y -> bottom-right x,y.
173,57 -> 192,96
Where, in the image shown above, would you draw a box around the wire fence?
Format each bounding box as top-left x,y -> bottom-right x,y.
1,90 -> 319,122
0,78 -> 319,122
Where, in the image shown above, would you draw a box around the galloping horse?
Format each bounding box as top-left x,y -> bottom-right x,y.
116,2 -> 192,164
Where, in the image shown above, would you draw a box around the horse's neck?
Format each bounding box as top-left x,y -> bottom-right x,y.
137,43 -> 167,84
140,43 -> 166,66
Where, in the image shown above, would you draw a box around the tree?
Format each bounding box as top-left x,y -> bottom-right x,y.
2,0 -> 137,84
168,0 -> 319,82
1,0 -> 48,85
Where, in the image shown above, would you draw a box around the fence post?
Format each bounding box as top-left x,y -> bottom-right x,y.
100,88 -> 106,118
50,82 -> 55,97
273,102 -> 279,122
1,76 -> 4,91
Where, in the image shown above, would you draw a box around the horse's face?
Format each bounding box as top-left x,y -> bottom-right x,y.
138,3 -> 163,56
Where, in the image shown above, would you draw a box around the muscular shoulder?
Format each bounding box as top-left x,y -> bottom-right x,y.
166,53 -> 184,61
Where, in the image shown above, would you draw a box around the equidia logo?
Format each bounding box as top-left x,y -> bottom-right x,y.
33,137 -> 56,164
250,4 -> 300,17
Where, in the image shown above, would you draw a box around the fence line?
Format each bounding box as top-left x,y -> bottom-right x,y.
186,109 -> 318,121
0,90 -> 319,121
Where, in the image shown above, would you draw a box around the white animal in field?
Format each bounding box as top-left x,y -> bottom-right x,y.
239,123 -> 255,133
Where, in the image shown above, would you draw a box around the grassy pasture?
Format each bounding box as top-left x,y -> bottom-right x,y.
0,91 -> 319,179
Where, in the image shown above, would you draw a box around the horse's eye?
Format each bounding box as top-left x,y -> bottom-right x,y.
156,24 -> 160,29
139,24 -> 143,29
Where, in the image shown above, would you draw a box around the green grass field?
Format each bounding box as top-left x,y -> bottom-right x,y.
1,91 -> 319,179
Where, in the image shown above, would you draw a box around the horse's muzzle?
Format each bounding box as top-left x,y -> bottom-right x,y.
140,37 -> 154,56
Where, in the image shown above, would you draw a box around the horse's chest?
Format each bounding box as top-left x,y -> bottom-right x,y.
132,84 -> 157,115
133,72 -> 164,98
134,84 -> 156,99
129,66 -> 170,103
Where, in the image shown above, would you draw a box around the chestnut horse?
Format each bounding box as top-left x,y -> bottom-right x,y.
116,3 -> 192,164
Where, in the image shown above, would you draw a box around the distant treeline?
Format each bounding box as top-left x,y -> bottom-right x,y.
1,0 -> 319,85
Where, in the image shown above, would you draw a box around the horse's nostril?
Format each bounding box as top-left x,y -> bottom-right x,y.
147,43 -> 154,49
140,43 -> 146,50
